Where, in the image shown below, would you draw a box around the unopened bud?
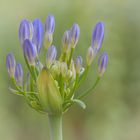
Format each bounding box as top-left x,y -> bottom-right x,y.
70,23 -> 80,48
92,22 -> 104,51
44,15 -> 55,49
86,47 -> 97,66
75,56 -> 82,74
98,52 -> 108,77
50,61 -> 61,78
23,39 -> 37,66
15,63 -> 23,87
32,19 -> 44,53
6,53 -> 16,78
62,30 -> 70,52
60,62 -> 68,78
70,60 -> 76,80
46,45 -> 57,68
19,19 -> 33,46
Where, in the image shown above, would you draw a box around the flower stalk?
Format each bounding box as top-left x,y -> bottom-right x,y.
48,114 -> 63,140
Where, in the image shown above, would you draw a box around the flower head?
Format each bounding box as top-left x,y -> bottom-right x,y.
6,16 -> 108,115
6,53 -> 16,78
91,22 -> 104,51
98,52 -> 108,77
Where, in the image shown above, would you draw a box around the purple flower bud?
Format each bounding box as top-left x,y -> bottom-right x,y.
44,15 -> 55,49
75,56 -> 82,74
70,23 -> 80,47
15,63 -> 23,87
62,30 -> 71,52
32,19 -> 44,53
98,52 -> 108,77
23,39 -> 37,66
45,15 -> 55,34
19,19 -> 33,46
91,22 -> 104,51
6,53 -> 16,78
46,45 -> 57,67
86,47 -> 97,66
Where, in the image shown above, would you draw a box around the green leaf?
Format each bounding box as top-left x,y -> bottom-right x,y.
72,99 -> 86,109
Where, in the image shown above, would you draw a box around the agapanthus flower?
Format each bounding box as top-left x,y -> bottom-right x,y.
6,15 -> 109,140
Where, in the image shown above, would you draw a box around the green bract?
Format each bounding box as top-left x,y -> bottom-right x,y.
37,68 -> 62,114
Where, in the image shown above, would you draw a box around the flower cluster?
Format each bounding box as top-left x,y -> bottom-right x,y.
6,15 -> 108,115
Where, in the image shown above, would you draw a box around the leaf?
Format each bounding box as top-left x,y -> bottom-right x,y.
72,99 -> 86,109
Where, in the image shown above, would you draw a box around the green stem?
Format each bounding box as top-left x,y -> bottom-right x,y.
48,114 -> 63,140
77,66 -> 89,88
78,77 -> 100,99
66,74 -> 79,99
67,48 -> 74,68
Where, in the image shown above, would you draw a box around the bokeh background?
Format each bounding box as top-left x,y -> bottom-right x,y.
0,0 -> 140,140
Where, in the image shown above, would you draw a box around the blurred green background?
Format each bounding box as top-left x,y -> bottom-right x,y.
0,0 -> 140,140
